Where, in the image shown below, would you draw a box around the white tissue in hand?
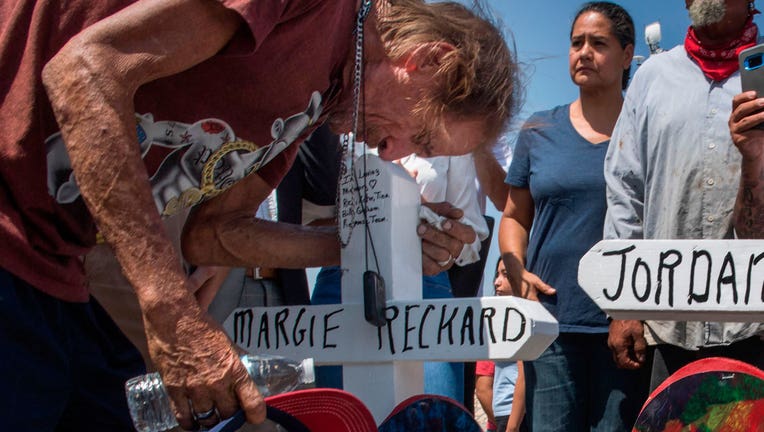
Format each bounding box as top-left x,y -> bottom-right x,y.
419,205 -> 448,231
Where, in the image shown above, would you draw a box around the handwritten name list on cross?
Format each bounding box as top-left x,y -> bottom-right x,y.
224,154 -> 558,422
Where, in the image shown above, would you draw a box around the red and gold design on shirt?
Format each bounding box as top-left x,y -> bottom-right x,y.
0,0 -> 355,301
47,91 -> 323,217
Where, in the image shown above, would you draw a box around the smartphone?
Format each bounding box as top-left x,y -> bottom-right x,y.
739,44 -> 764,129
739,43 -> 764,95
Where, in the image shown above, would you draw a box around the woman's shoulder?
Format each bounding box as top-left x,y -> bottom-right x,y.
521,104 -> 569,131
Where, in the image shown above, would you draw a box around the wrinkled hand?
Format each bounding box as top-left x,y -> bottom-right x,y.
729,91 -> 764,162
507,268 -> 556,301
607,319 -> 647,370
187,266 -> 231,311
418,202 -> 476,275
144,300 -> 265,430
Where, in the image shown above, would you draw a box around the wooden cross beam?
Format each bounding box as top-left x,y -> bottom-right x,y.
223,154 -> 558,422
578,239 -> 764,321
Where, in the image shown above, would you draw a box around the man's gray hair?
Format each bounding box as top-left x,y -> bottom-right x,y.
688,0 -> 727,28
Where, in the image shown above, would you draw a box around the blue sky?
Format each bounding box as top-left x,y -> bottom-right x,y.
491,0 -> 692,118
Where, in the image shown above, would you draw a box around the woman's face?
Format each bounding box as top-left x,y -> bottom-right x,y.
569,11 -> 633,91
493,260 -> 512,296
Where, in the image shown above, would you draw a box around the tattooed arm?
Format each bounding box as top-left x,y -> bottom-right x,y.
729,91 -> 764,238
733,158 -> 764,238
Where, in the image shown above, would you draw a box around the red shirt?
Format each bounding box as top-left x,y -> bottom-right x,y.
476,360 -> 495,377
0,0 -> 354,301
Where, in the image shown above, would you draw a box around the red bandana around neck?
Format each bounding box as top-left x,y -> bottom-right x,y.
684,16 -> 759,82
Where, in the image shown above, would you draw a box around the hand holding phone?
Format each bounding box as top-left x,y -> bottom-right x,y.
739,43 -> 764,96
739,44 -> 764,130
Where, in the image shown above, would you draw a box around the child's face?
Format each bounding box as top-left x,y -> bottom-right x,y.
493,260 -> 512,296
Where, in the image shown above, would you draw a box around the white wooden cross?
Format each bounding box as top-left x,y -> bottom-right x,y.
579,239 -> 764,321
223,154 -> 558,423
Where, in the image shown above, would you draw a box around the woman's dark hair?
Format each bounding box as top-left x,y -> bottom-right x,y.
571,1 -> 635,90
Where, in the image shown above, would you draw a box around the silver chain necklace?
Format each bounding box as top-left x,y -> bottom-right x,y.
340,0 -> 385,327
338,0 -> 372,248
351,0 -> 372,141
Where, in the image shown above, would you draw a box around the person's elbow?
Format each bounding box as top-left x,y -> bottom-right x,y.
181,208 -> 254,266
42,34 -> 133,121
181,212 -> 218,266
43,35 -> 91,101
490,195 -> 508,213
488,183 -> 509,212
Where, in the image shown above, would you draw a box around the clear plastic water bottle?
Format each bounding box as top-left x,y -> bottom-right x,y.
125,354 -> 315,432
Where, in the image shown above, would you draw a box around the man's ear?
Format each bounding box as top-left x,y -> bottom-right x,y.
403,42 -> 456,73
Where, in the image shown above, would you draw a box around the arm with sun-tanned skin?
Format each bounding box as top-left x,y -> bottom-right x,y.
42,1 -> 265,427
475,372 -> 496,427
181,170 -> 477,276
506,361 -> 526,432
498,186 -> 556,301
43,0 -> 489,427
473,144 -> 510,212
729,91 -> 764,239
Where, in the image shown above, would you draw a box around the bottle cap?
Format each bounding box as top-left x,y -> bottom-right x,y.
300,358 -> 315,384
